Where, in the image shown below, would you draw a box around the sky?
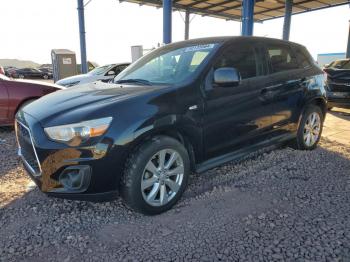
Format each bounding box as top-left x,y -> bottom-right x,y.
0,0 -> 349,65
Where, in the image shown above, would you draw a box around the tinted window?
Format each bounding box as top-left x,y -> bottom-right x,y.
267,44 -> 298,73
214,44 -> 258,79
294,45 -> 313,69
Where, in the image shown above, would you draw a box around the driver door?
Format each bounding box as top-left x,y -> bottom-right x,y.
202,42 -> 275,158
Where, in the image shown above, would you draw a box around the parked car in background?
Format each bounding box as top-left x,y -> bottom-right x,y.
39,67 -> 53,75
0,74 -> 62,126
4,66 -> 17,77
56,63 -> 130,87
11,68 -> 53,80
324,59 -> 350,109
16,37 -> 326,215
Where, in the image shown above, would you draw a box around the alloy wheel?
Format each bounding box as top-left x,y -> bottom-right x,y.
141,149 -> 184,207
303,112 -> 321,147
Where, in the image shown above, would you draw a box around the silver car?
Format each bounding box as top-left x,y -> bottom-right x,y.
56,63 -> 130,87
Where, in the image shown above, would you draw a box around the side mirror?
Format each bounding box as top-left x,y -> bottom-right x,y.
214,67 -> 240,87
107,70 -> 115,76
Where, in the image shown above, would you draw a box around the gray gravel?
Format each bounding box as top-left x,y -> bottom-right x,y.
1,127 -> 350,261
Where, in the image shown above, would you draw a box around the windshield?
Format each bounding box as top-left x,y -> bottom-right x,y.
88,65 -> 111,75
114,43 -> 219,85
329,60 -> 350,69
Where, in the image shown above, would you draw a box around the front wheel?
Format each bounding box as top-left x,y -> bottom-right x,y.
292,105 -> 323,150
121,136 -> 190,215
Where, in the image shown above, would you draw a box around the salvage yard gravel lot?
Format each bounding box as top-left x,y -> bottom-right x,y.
1,109 -> 350,261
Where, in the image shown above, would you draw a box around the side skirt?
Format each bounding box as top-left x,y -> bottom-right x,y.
195,133 -> 295,173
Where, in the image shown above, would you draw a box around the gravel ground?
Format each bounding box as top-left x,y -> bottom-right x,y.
1,126 -> 350,261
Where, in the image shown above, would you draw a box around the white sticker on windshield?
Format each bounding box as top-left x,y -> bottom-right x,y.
184,44 -> 215,52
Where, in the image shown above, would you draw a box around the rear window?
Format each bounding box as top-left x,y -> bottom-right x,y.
267,44 -> 299,73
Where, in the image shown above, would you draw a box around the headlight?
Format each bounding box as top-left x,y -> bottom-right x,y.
44,117 -> 113,146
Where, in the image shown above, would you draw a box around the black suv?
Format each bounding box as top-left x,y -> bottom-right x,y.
324,59 -> 350,109
16,37 -> 326,214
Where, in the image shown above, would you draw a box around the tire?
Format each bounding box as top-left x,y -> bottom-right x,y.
291,105 -> 323,150
121,136 -> 190,215
19,74 -> 24,79
43,75 -> 49,80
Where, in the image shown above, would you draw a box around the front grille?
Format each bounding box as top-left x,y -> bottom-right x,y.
16,121 -> 41,176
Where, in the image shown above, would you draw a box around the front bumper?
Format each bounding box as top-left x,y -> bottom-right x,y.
326,91 -> 350,109
15,112 -> 128,201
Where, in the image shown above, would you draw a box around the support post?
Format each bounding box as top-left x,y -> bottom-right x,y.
185,10 -> 190,40
163,0 -> 172,44
282,0 -> 293,41
241,0 -> 255,36
347,20 -> 350,58
77,0 -> 88,73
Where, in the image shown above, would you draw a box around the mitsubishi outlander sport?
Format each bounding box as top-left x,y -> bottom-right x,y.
16,37 -> 327,214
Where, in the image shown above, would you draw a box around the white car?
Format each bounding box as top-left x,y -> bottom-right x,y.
56,63 -> 130,87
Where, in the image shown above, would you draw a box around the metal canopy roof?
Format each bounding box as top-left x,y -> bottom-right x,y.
120,0 -> 350,22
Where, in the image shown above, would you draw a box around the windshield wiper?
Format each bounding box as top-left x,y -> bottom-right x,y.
115,79 -> 152,85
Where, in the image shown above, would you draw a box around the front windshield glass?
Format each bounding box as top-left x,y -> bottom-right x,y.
114,43 -> 219,85
89,65 -> 111,75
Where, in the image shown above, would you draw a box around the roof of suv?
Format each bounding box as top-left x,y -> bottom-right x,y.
167,36 -> 304,49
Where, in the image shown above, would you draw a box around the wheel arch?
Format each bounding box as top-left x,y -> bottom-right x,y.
129,126 -> 199,172
310,97 -> 327,118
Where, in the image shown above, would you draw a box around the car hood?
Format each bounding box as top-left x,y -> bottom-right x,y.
23,81 -> 167,127
56,74 -> 92,85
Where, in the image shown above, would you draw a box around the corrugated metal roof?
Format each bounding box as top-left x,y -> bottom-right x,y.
120,0 -> 349,22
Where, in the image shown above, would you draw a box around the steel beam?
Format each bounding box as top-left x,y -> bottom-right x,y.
283,0 -> 293,40
77,0 -> 88,74
347,20 -> 350,58
241,0 -> 255,36
163,0 -> 172,44
185,10 -> 190,40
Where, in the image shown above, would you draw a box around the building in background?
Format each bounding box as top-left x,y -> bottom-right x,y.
317,53 -> 346,67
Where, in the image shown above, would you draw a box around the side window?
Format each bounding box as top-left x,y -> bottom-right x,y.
214,44 -> 258,79
267,44 -> 299,73
294,46 -> 314,69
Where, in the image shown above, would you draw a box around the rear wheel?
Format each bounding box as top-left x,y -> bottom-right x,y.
43,74 -> 49,80
18,74 -> 24,79
292,105 -> 323,150
121,136 -> 190,215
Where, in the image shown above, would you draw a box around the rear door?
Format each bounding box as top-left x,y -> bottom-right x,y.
202,41 -> 275,158
263,42 -> 306,131
0,78 -> 9,124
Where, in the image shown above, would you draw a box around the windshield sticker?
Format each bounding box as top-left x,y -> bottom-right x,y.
185,44 -> 215,52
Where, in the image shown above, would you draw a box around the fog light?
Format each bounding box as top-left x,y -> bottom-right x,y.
59,166 -> 91,192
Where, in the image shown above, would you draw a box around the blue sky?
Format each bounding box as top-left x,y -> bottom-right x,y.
0,0 -> 349,65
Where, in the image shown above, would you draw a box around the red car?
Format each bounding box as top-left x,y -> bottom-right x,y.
0,74 -> 63,126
